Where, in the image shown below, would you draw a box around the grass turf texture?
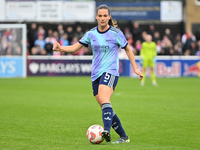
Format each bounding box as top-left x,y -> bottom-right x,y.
0,77 -> 199,150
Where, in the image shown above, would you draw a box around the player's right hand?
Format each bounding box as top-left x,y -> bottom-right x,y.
53,42 -> 61,51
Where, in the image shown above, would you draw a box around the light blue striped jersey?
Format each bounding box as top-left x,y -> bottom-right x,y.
79,25 -> 128,82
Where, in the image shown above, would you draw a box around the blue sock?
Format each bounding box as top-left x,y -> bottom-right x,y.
102,103 -> 113,132
112,111 -> 127,137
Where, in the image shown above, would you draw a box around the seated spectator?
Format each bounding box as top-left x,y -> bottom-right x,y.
5,41 -> 13,56
164,28 -> 173,42
53,31 -> 59,42
141,31 -> 147,43
195,40 -> 200,56
45,32 -> 56,55
188,41 -> 197,55
161,40 -> 173,55
31,47 -> 46,55
161,35 -> 170,48
156,40 -> 161,55
13,46 -> 22,56
60,33 -> 69,55
154,31 -> 161,43
127,34 -> 134,46
35,25 -> 45,40
124,27 -> 132,40
0,44 -> 4,55
169,48 -> 174,56
174,44 -> 181,55
135,40 -> 142,55
34,35 -> 46,54
60,33 -> 69,46
173,33 -> 181,45
70,36 -> 84,55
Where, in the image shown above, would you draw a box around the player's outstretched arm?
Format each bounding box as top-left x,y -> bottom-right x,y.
53,42 -> 83,53
125,44 -> 143,80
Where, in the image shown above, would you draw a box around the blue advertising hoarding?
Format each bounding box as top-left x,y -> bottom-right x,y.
96,1 -> 160,20
0,57 -> 25,77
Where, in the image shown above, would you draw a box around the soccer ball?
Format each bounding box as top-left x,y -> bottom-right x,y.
86,124 -> 104,144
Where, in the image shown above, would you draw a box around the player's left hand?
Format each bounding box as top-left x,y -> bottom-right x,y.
134,69 -> 143,80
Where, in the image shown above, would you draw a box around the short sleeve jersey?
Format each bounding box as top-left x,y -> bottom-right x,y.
79,25 -> 128,82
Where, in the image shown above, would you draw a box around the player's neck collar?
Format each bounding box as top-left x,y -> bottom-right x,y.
97,25 -> 111,34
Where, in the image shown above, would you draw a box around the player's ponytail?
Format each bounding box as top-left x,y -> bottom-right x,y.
96,4 -> 118,28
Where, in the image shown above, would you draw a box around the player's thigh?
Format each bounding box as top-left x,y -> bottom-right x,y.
149,59 -> 155,68
98,84 -> 113,105
98,72 -> 118,105
143,59 -> 149,68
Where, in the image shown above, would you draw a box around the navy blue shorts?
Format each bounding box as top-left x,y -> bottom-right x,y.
92,72 -> 119,96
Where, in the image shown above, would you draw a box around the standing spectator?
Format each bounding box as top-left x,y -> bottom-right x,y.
66,26 -> 74,44
74,26 -> 84,40
148,24 -> 156,40
164,28 -> 173,42
28,23 -> 37,54
195,28 -> 200,41
4,28 -> 12,40
1,35 -> 8,52
181,29 -> 196,52
57,24 -> 65,38
131,22 -> 142,46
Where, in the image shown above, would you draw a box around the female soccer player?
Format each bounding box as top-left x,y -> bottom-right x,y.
53,5 -> 143,143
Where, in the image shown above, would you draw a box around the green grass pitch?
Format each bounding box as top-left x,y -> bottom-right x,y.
0,77 -> 200,150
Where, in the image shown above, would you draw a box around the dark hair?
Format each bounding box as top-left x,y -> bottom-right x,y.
96,5 -> 118,28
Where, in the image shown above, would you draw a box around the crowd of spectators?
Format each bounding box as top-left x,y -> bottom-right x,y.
0,28 -> 23,56
27,23 -> 91,56
121,22 -> 200,57
1,22 -> 200,56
